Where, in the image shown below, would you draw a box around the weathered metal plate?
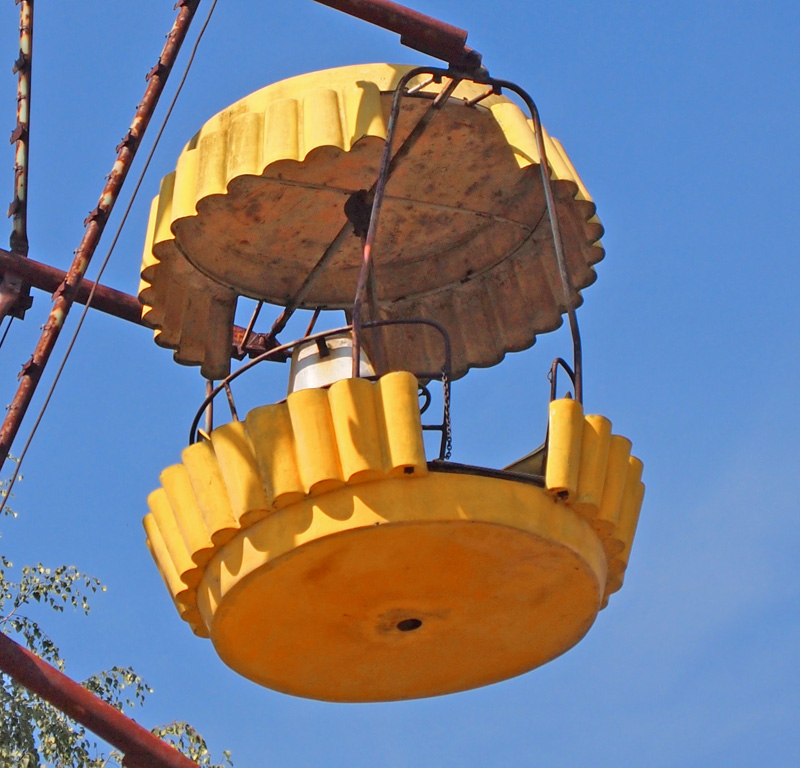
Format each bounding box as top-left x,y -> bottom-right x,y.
140,64 -> 603,379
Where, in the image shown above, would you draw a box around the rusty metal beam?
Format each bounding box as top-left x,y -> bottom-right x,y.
0,631 -> 199,768
0,0 -> 201,474
0,0 -> 34,320
311,0 -> 481,70
0,246 -> 143,324
0,246 -> 278,360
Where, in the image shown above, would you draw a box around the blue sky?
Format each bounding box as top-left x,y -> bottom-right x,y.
1,1 -> 798,766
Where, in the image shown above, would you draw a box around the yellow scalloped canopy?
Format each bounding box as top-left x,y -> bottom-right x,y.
139,63 -> 604,379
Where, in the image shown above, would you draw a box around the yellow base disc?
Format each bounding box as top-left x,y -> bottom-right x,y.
197,471 -> 607,702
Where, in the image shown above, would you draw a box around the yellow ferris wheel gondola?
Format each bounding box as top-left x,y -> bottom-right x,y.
140,63 -> 644,702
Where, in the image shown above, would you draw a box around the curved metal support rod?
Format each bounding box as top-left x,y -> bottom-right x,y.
548,357 -> 576,402
351,66 -> 460,376
490,77 -> 584,404
204,378 -> 214,434
223,381 -> 239,421
190,318 -> 452,445
348,65 -> 583,403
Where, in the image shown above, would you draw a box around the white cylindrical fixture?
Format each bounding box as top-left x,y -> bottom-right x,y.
288,333 -> 375,394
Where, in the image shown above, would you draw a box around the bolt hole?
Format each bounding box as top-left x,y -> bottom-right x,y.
396,618 -> 422,632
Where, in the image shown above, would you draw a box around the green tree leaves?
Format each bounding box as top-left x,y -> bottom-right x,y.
0,482 -> 231,767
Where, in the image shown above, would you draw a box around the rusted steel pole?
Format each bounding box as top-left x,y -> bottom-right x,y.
0,246 -> 276,358
0,631 -> 199,768
0,0 -> 34,321
0,0 -> 201,473
0,246 -> 144,324
312,0 -> 481,69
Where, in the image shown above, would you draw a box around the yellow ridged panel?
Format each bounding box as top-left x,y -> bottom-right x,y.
604,456 -> 644,559
152,172 -> 177,248
573,414 -> 612,518
287,387 -> 344,494
601,529 -> 625,560
140,174 -> 175,312
154,276 -> 186,349
344,81 -> 387,146
302,88 -> 345,158
599,569 -> 621,608
211,421 -> 271,527
139,296 -> 155,325
143,514 -> 193,610
140,303 -> 155,327
147,488 -> 201,588
328,377 -> 384,483
138,197 -> 159,323
160,464 -> 215,566
175,290 -> 210,365
549,137 -> 593,203
490,101 -> 540,169
144,534 -> 208,637
196,131 -> 228,201
140,197 -> 160,281
540,127 -> 573,182
606,555 -> 628,584
182,441 -> 238,545
226,112 -> 262,184
376,371 -> 428,478
199,292 -> 236,381
617,459 -> 645,569
244,403 -> 305,509
263,98 -> 300,167
593,435 -> 632,538
171,148 -> 200,222
545,398 -> 585,499
181,607 -> 204,629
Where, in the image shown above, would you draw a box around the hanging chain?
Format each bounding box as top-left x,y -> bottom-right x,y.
441,367 -> 453,460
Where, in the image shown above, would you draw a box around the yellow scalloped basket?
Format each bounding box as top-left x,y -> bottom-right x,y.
139,63 -> 604,380
144,374 -> 644,702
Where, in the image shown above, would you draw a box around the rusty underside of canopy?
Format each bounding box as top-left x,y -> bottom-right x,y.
139,64 -> 604,379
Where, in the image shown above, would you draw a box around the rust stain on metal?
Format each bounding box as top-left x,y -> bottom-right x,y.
312,0 -> 481,70
1,0 -> 34,320
0,246 -> 278,360
0,632 -> 200,768
0,0 -> 202,472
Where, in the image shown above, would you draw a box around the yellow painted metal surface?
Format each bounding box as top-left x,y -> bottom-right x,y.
139,63 -> 604,379
201,472 -> 605,702
181,440 -> 238,545
143,387 -> 644,700
574,414 -> 612,517
545,398 -> 585,498
244,403 -> 305,508
543,398 -> 645,607
286,387 -> 346,495
328,377 -> 385,483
